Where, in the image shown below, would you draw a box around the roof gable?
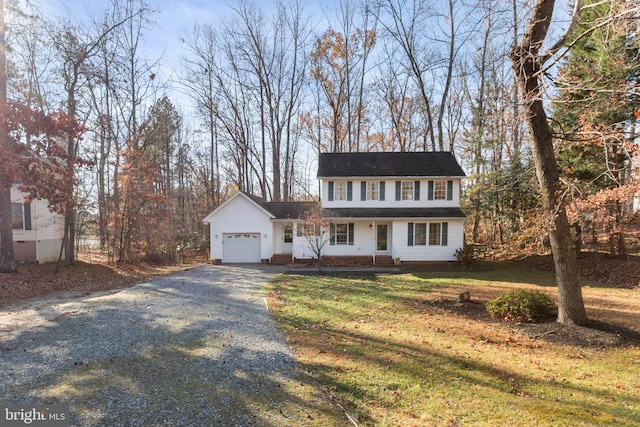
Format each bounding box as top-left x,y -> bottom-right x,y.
202,192 -> 275,223
203,191 -> 319,223
317,152 -> 466,178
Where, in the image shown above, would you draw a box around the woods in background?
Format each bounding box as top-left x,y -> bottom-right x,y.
1,0 -> 639,269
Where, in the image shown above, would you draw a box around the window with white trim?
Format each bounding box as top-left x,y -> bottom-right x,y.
284,224 -> 293,243
11,203 -> 31,231
428,223 -> 441,245
334,181 -> 347,200
367,181 -> 379,200
330,223 -> 354,246
401,181 -> 414,200
414,223 -> 427,245
433,181 -> 447,200
408,222 -> 448,246
298,222 -> 321,237
428,180 -> 453,201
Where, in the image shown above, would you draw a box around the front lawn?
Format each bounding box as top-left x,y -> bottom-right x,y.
268,263 -> 640,426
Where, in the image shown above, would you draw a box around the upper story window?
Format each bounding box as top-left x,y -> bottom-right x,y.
428,180 -> 454,201
328,181 -> 353,201
361,181 -> 386,201
367,182 -> 379,200
401,182 -> 414,200
433,181 -> 447,200
395,181 -> 420,201
11,203 -> 32,231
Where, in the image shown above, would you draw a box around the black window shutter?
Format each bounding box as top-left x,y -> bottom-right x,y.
347,181 -> 353,201
414,181 -> 420,200
348,223 -> 354,245
395,181 -> 401,200
447,181 -> 453,200
361,181 -> 366,201
328,181 -> 334,201
428,181 -> 434,200
24,203 -> 32,231
330,223 -> 336,245
442,222 -> 448,246
380,181 -> 385,201
407,222 -> 414,246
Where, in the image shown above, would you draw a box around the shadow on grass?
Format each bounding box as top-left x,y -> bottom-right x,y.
284,318 -> 640,426
271,272 -> 640,425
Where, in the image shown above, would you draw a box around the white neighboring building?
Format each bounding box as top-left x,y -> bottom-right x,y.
11,187 -> 64,263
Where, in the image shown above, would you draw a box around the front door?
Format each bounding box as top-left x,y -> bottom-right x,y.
283,223 -> 293,253
376,224 -> 389,253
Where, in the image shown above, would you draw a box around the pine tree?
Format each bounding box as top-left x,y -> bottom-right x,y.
553,0 -> 640,256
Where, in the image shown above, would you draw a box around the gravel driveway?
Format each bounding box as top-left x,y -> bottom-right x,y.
0,265 -> 349,426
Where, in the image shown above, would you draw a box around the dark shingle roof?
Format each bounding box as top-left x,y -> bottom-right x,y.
243,192 -> 318,219
317,152 -> 466,178
321,207 -> 466,219
266,201 -> 319,219
241,192 -> 466,220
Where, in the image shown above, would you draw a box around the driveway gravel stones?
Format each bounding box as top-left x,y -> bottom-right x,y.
0,265 -> 349,426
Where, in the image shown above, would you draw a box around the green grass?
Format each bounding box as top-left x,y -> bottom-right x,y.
268,263 -> 640,426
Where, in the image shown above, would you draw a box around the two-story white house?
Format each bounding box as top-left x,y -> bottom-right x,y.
203,152 -> 466,264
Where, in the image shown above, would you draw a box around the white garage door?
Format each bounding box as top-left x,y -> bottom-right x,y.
223,233 -> 261,263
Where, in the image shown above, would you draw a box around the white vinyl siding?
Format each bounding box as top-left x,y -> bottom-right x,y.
206,194 -> 273,262
324,179 -> 460,208
397,219 -> 463,261
11,188 -> 64,263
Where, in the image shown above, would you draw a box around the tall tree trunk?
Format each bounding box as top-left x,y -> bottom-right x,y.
510,0 -> 587,326
0,0 -> 16,273
63,65 -> 79,266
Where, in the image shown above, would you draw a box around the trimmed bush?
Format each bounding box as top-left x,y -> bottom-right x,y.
486,289 -> 555,323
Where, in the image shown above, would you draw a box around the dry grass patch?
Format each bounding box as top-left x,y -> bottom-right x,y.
268,263 -> 640,427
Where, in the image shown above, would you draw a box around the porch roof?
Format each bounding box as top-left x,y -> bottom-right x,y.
321,207 -> 466,219
243,192 -> 319,220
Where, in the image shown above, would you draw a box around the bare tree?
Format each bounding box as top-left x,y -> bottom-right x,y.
180,24 -> 222,209
375,0 -> 437,150
298,207 -> 331,271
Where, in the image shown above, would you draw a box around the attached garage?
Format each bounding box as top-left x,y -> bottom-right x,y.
223,233 -> 261,263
